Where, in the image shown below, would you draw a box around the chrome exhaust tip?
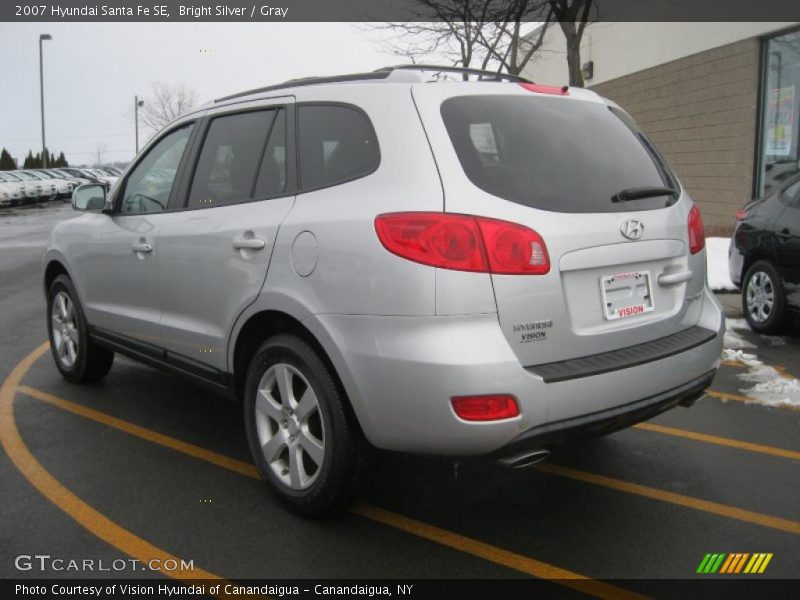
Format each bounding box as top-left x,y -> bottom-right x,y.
497,448 -> 551,469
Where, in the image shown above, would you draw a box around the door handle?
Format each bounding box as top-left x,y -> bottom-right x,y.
233,237 -> 266,251
658,270 -> 693,286
131,242 -> 153,253
776,228 -> 792,239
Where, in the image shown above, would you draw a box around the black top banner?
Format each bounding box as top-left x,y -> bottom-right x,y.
3,0 -> 800,22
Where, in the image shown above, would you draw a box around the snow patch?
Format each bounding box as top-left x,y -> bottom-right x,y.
706,237 -> 736,292
719,346 -> 800,409
723,320 -> 754,349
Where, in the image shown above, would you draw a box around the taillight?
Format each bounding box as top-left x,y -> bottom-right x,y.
451,395 -> 519,421
688,205 -> 705,255
374,212 -> 550,275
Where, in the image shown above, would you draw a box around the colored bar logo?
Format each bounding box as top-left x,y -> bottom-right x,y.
697,553 -> 773,574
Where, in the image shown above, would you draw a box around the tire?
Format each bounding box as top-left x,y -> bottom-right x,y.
47,274 -> 114,383
741,260 -> 790,334
243,334 -> 368,517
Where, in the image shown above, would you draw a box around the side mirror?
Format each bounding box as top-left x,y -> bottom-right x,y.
72,183 -> 107,211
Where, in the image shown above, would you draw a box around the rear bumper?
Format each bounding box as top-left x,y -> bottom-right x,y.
491,369 -> 715,460
306,287 -> 724,456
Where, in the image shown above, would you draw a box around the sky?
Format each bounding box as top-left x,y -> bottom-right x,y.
0,23 -> 399,166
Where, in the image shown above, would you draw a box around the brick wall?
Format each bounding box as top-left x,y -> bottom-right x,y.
590,38 -> 761,233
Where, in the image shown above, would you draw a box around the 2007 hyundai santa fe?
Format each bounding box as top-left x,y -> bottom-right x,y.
43,66 -> 724,516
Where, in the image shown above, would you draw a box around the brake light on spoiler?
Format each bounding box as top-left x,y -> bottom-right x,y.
374,212 -> 550,275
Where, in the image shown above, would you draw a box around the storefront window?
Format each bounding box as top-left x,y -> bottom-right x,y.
759,30 -> 800,196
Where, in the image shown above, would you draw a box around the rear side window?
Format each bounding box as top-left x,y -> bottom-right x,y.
188,109 -> 285,209
441,95 -> 676,213
298,104 -> 379,191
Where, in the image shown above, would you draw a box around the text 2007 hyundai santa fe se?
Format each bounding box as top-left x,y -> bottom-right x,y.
42,66 -> 724,516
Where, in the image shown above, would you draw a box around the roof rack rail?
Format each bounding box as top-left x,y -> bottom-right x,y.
375,64 -> 532,83
213,64 -> 531,104
214,70 -> 392,103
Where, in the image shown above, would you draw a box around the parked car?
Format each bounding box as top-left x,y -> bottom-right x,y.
30,169 -> 74,199
44,66 -> 724,516
85,168 -> 118,186
19,170 -> 59,200
9,170 -> 46,203
729,174 -> 800,333
0,172 -> 26,207
56,167 -> 104,185
50,168 -> 94,188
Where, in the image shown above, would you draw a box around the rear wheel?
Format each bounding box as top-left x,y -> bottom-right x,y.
243,334 -> 368,517
742,260 -> 790,334
47,275 -> 114,383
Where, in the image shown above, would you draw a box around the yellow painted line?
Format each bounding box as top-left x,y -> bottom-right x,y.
0,343 -> 227,587
351,504 -> 648,600
9,355 -> 642,599
720,359 -> 745,368
17,385 -> 260,479
633,422 -> 800,461
707,390 -> 755,403
537,463 -> 800,536
720,359 -> 794,379
707,389 -> 800,412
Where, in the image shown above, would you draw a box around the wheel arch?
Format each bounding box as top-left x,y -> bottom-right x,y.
229,309 -> 368,440
741,250 -> 774,285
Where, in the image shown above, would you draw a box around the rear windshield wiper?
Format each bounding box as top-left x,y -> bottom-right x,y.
611,186 -> 678,203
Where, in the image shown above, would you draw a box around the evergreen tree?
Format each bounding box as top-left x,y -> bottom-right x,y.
23,151 -> 35,168
56,151 -> 68,167
0,148 -> 15,170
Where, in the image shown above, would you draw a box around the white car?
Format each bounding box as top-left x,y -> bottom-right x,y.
32,169 -> 74,199
6,171 -> 45,203
19,170 -> 58,200
0,173 -> 25,207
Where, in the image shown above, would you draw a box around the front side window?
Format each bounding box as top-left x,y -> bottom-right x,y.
120,124 -> 194,214
187,109 -> 285,209
297,104 -> 379,191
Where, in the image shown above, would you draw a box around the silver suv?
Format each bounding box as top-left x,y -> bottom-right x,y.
44,66 -> 723,516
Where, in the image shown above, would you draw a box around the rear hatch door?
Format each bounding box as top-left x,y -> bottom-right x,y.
412,83 -> 707,368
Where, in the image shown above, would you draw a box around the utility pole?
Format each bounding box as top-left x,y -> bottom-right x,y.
135,96 -> 144,153
39,33 -> 52,168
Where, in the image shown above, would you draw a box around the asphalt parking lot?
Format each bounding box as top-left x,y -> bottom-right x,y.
0,202 -> 798,596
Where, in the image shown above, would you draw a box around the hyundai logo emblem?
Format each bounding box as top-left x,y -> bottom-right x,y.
620,219 -> 645,240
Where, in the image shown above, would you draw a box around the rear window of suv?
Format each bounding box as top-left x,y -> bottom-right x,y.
441,95 -> 677,213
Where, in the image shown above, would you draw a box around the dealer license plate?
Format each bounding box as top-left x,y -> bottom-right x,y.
600,270 -> 654,320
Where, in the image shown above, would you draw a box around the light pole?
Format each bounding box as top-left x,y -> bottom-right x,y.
134,96 -> 144,153
39,33 -> 52,168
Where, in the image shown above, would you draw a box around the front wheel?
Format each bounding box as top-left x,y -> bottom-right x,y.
243,334 -> 368,517
742,260 -> 790,334
47,274 -> 114,383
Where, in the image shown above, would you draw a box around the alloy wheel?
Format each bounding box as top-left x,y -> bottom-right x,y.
255,363 -> 326,490
746,271 -> 775,323
51,291 -> 79,368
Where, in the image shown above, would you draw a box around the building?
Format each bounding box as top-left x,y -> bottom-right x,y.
522,23 -> 800,232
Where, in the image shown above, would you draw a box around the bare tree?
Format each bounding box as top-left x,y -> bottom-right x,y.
548,0 -> 595,87
477,1 -> 554,75
368,2 -> 502,77
139,82 -> 198,132
368,0 -> 594,84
